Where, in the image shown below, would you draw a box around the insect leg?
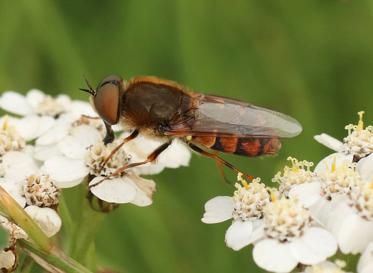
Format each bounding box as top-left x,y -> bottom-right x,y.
188,143 -> 254,181
108,141 -> 172,178
215,160 -> 233,185
99,129 -> 139,171
103,122 -> 115,144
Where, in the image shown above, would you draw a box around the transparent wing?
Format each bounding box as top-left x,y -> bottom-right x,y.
165,94 -> 303,138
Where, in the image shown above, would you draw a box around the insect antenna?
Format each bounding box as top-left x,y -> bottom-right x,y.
79,76 -> 96,96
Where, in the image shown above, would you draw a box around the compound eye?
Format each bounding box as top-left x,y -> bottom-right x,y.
94,81 -> 120,125
100,75 -> 122,87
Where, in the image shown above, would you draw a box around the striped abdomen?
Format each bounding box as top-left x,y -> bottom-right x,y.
191,136 -> 281,157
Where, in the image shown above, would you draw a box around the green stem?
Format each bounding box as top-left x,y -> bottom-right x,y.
0,186 -> 52,252
69,186 -> 105,268
19,240 -> 93,273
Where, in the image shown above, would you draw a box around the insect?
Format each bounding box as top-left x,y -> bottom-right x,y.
80,75 -> 302,179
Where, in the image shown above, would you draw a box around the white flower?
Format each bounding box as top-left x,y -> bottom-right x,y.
0,118 -> 26,155
302,260 -> 351,273
34,115 -> 105,161
86,140 -> 156,206
0,89 -> 96,141
358,242 -> 373,273
24,174 -> 60,207
0,150 -> 40,207
89,174 -> 155,206
315,111 -> 373,158
39,122 -> 103,188
24,206 -> 61,237
289,153 -> 361,208
0,248 -> 16,272
253,197 -> 337,273
122,133 -> 191,175
202,178 -> 270,251
0,89 -> 95,119
0,215 -> 27,242
272,157 -> 315,196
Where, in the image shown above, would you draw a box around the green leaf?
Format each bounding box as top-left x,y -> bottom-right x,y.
0,226 -> 7,248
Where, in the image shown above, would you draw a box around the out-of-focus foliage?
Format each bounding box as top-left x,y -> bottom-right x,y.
0,227 -> 6,248
0,1 -> 372,272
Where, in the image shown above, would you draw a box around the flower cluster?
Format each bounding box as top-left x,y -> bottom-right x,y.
202,111 -> 373,273
0,89 -> 191,271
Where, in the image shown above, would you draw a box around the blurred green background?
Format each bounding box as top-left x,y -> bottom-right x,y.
1,1 -> 372,272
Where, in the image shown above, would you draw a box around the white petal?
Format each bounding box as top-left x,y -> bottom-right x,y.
41,156 -> 88,188
35,120 -> 70,146
157,139 -> 191,168
289,227 -> 337,265
0,91 -> 33,116
14,115 -> 55,141
58,125 -> 101,159
314,153 -> 353,174
124,134 -> 166,160
56,94 -> 72,110
337,212 -> 373,254
25,206 -> 61,237
0,249 -> 16,270
89,176 -> 137,203
128,174 -> 156,207
225,220 -> 253,251
70,101 -> 98,118
253,239 -> 298,273
26,89 -> 45,108
134,163 -> 166,176
358,242 -> 373,273
314,133 -> 344,152
310,195 -> 351,233
34,144 -> 62,161
357,153 -> 373,182
0,179 -> 26,207
248,220 -> 265,243
288,182 -> 322,208
201,196 -> 234,224
2,151 -> 39,183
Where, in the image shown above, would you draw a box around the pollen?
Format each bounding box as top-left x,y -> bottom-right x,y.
24,174 -> 60,207
343,111 -> 373,158
0,118 -> 25,156
232,179 -> 270,221
349,179 -> 373,221
319,159 -> 360,200
263,197 -> 311,242
72,116 -> 105,134
35,96 -> 66,117
86,140 -> 131,177
272,157 -> 315,195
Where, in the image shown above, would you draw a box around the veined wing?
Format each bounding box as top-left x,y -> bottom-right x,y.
165,94 -> 302,138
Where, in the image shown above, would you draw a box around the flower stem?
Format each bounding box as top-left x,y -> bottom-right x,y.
19,239 -> 93,273
0,186 -> 52,252
69,185 -> 105,268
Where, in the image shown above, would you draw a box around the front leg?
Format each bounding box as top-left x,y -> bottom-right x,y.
103,122 -> 115,144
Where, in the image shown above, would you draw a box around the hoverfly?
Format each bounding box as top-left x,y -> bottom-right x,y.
80,75 -> 302,179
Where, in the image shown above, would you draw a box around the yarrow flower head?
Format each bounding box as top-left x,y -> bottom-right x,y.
252,197 -> 337,273
315,111 -> 373,159
272,157 -> 314,195
233,175 -> 270,221
24,174 -> 60,208
318,158 -> 360,200
0,118 -> 26,156
86,140 -> 131,177
348,180 -> 373,221
263,197 -> 312,242
202,175 -> 270,251
343,111 -> 373,158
